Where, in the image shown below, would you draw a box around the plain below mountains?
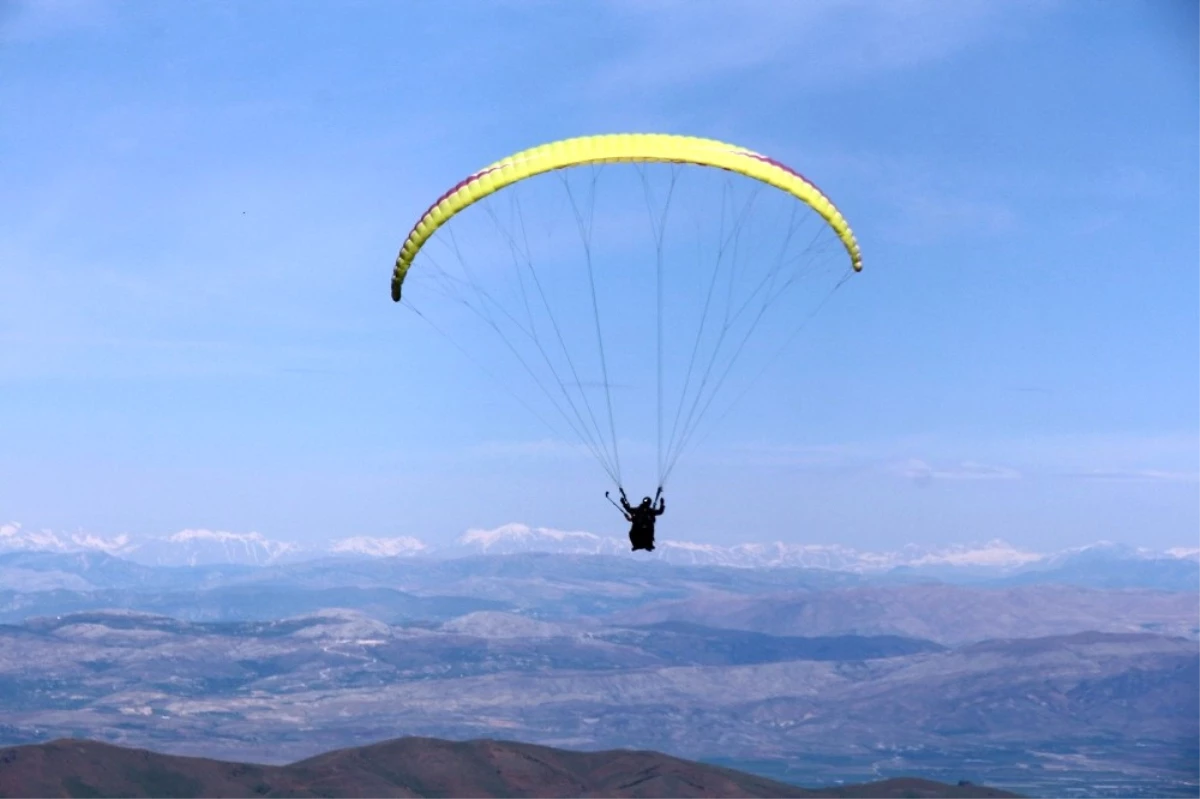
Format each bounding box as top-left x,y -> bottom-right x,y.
0,609 -> 1193,795
0,737 -> 1021,798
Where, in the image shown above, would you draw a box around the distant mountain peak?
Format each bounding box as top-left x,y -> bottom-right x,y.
1,521 -> 134,556
169,528 -> 261,544
446,528 -> 1054,572
457,523 -> 623,555
330,535 -> 428,557
905,539 -> 1045,568
137,528 -> 301,567
3,519 -> 1196,579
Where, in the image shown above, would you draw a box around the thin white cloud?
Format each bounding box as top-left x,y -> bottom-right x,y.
711,441 -> 872,470
0,0 -> 111,42
983,433 -> 1199,486
1065,469 -> 1200,483
1006,432 -> 1198,468
891,458 -> 1022,485
592,0 -> 1043,95
464,439 -> 594,460
716,432 -> 1197,489
881,192 -> 1019,245
782,148 -> 1023,245
707,441 -> 1030,483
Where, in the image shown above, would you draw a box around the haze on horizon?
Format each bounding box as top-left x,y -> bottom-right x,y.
1,1 -> 1196,552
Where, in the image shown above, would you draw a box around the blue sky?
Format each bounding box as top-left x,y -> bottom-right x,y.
1,0 -> 1196,550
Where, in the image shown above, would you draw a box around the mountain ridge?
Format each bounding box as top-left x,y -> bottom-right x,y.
4,521 -> 1196,578
0,736 -> 1022,798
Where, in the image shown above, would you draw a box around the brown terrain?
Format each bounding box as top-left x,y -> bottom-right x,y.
0,737 -> 1021,798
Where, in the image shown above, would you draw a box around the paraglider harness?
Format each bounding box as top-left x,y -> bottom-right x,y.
606,486 -> 664,552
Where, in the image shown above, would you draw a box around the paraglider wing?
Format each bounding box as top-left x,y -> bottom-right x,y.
391,134 -> 862,302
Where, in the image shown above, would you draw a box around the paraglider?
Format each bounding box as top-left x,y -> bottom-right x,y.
389,134 -> 862,549
621,489 -> 665,552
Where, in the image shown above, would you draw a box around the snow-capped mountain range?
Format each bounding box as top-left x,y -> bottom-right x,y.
2,520 -> 1196,574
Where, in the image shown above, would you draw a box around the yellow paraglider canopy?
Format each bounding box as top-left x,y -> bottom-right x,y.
391,133 -> 862,302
